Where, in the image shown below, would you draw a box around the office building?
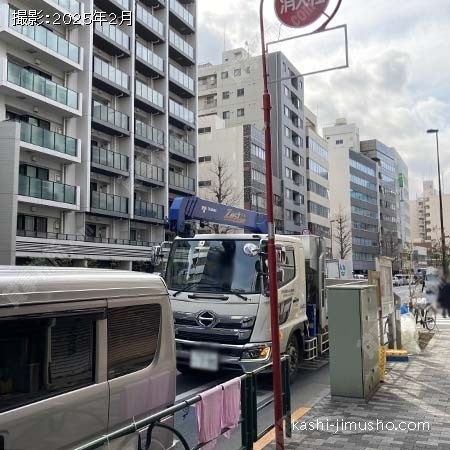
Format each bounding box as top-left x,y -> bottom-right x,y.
360,140 -> 409,270
198,48 -> 306,233
411,180 -> 450,245
324,119 -> 380,272
304,107 -> 330,252
0,0 -> 197,268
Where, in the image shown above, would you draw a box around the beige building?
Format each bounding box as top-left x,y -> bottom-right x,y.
199,48 -> 306,233
304,107 -> 330,251
410,180 -> 450,244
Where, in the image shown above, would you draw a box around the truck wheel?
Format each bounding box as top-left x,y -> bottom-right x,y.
286,335 -> 299,382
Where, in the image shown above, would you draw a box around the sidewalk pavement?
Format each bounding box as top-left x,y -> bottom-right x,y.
273,329 -> 450,450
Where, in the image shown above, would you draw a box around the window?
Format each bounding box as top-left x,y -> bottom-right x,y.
251,169 -> 265,184
0,313 -> 97,413
237,108 -> 245,117
223,111 -> 230,119
285,126 -> 290,138
308,201 -> 330,218
309,223 -> 330,238
284,85 -> 290,97
251,143 -> 265,160
351,189 -> 377,205
307,137 -> 328,160
108,304 -> 161,380
205,95 -> 216,105
285,188 -> 293,200
19,164 -> 49,180
237,88 -> 244,97
278,249 -> 295,287
307,158 -> 328,180
353,252 -> 375,262
198,156 -> 212,163
353,237 -> 378,247
221,71 -> 228,79
199,180 -> 212,187
350,174 -> 376,190
349,158 -> 376,177
307,179 -> 329,199
234,68 -> 241,77
198,127 -> 211,134
352,205 -> 378,219
353,221 -> 378,233
336,139 -> 344,145
222,91 -> 230,99
284,105 -> 290,118
17,214 -> 48,234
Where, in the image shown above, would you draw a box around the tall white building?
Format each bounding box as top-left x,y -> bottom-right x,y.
324,119 -> 380,272
0,0 -> 197,268
198,48 -> 306,234
304,107 -> 330,252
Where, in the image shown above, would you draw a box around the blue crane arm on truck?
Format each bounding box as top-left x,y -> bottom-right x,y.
168,196 -> 268,237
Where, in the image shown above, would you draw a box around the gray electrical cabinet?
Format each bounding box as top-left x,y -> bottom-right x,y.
328,285 -> 380,401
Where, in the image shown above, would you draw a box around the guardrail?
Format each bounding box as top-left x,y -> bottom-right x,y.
75,356 -> 291,450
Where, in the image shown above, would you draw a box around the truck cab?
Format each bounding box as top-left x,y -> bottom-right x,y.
165,233 -> 326,380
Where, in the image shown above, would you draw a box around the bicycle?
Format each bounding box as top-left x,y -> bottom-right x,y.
412,301 -> 437,332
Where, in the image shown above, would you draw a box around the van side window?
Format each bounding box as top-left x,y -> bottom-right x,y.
107,304 -> 161,380
0,315 -> 96,413
279,249 -> 296,287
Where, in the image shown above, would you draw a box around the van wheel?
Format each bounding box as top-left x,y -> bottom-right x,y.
286,335 -> 299,383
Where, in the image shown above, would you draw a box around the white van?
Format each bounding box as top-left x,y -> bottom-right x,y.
0,267 -> 175,450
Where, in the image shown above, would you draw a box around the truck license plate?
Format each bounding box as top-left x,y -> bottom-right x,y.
190,350 -> 219,371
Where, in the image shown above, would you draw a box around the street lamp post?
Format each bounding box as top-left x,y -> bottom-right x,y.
427,129 -> 447,278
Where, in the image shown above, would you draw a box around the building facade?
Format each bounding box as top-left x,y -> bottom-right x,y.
0,0 -> 197,267
304,107 -> 330,252
198,115 -> 272,214
198,48 -> 306,233
324,119 -> 380,272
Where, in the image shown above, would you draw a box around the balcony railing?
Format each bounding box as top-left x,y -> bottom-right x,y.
136,3 -> 164,37
169,29 -> 194,59
136,42 -> 164,73
9,8 -> 80,64
16,230 -> 155,247
20,122 -> 78,157
169,99 -> 194,125
169,64 -> 194,92
52,0 -> 81,14
112,0 -> 129,8
135,161 -> 164,183
135,80 -> 164,109
19,174 -> 77,204
169,0 -> 194,27
91,146 -> 129,172
135,120 -> 165,147
169,171 -> 195,191
7,62 -> 79,110
91,191 -> 128,214
94,22 -> 130,50
169,135 -> 195,158
92,101 -> 129,131
93,56 -> 129,90
134,200 -> 164,220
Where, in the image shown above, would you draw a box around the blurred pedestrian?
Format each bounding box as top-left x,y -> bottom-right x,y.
422,275 -> 426,293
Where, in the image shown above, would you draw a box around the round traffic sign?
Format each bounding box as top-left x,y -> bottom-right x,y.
274,0 -> 330,28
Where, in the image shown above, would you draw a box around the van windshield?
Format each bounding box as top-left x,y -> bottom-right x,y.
165,239 -> 262,294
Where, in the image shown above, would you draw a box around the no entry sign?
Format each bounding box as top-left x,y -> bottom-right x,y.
275,0 -> 330,28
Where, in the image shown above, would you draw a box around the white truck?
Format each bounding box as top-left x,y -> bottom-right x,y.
165,233 -> 328,380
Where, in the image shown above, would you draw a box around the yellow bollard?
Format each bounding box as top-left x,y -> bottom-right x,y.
379,347 -> 387,382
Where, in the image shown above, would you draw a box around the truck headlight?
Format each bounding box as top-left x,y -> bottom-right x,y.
241,345 -> 271,361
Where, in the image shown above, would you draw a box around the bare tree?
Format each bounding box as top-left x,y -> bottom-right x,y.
202,156 -> 242,234
333,209 -> 352,260
206,156 -> 241,205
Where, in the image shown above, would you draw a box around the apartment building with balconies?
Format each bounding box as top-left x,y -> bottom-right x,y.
198,48 -> 306,233
0,0 -> 197,269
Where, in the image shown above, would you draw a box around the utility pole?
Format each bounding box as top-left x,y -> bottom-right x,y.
427,129 -> 447,278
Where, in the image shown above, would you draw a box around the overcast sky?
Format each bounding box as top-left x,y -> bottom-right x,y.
197,0 -> 450,198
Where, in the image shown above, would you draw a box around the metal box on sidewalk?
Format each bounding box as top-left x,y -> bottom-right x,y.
328,284 -> 380,401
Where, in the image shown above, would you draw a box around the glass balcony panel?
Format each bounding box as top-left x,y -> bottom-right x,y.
66,137 -> 76,156
56,85 -> 68,104
43,129 -> 55,150
18,175 -> 29,195
53,183 -> 65,202
58,37 -> 69,58
41,180 -> 54,201
35,76 -> 47,97
64,185 -> 76,204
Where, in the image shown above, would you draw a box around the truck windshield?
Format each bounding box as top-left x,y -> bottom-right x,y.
165,239 -> 262,294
